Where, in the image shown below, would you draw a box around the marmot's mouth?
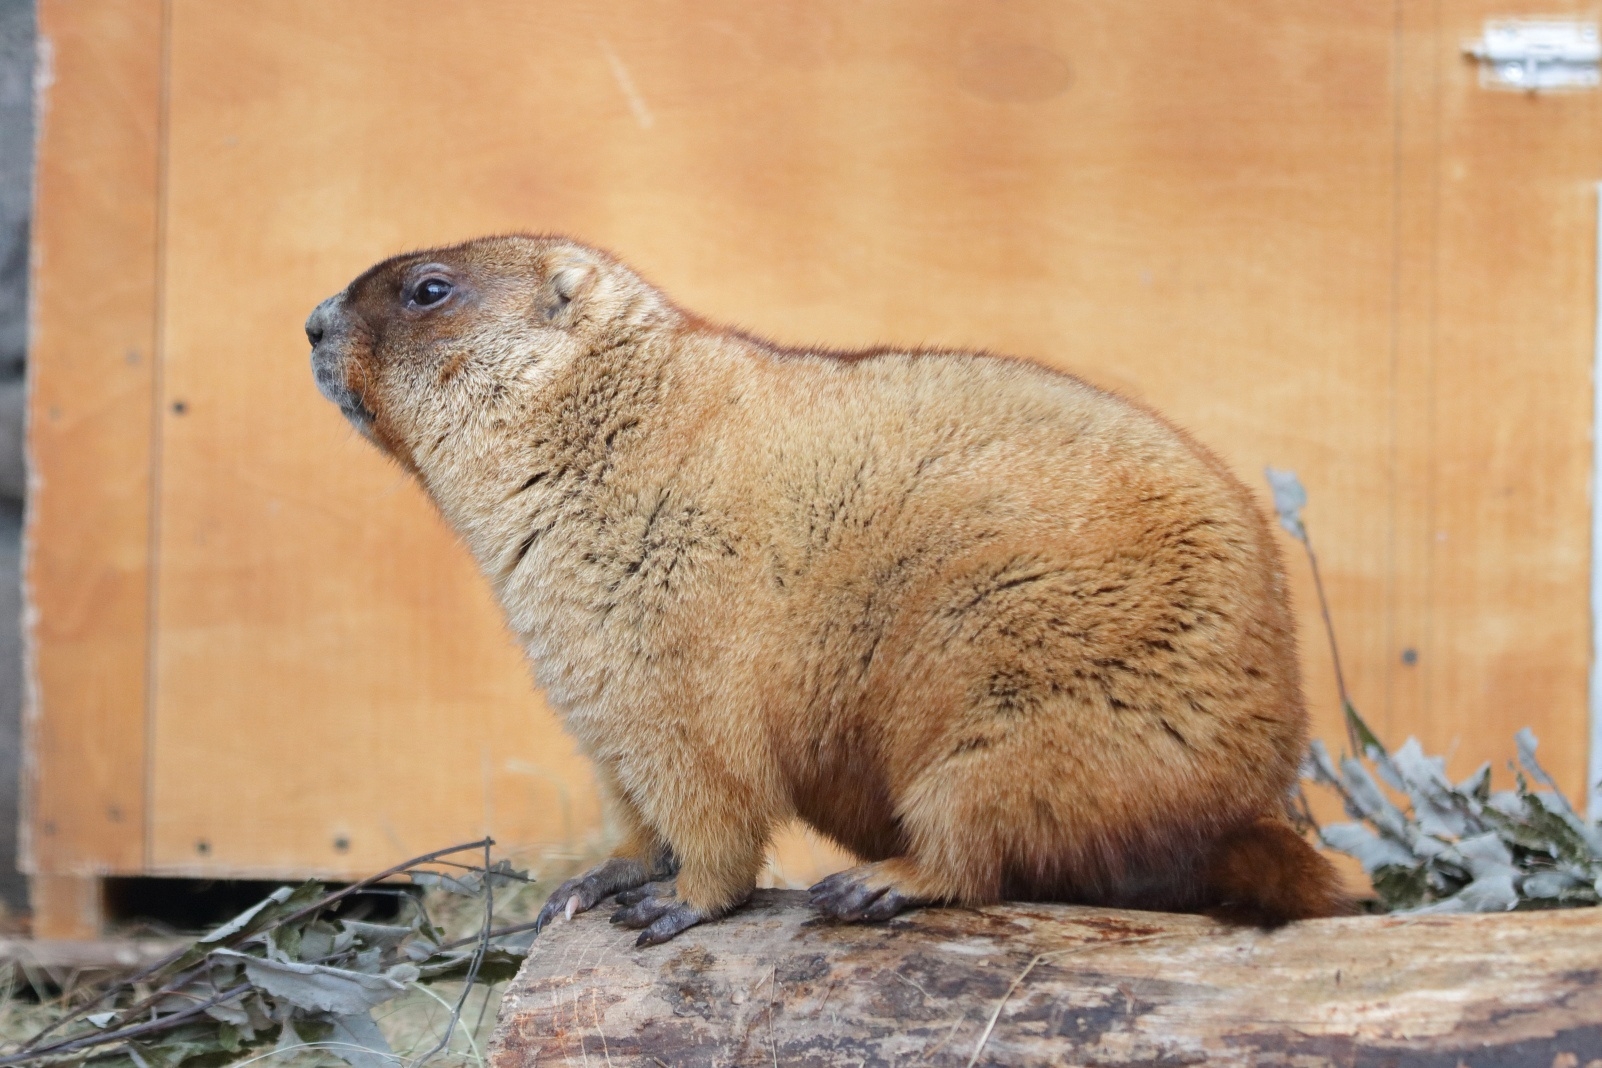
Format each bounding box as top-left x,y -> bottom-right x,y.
312,351 -> 376,425
339,400 -> 375,426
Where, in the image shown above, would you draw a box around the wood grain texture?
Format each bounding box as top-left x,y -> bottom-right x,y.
1418,0 -> 1599,790
490,890 -> 1602,1067
144,0 -> 1398,879
25,0 -> 163,879
28,874 -> 104,941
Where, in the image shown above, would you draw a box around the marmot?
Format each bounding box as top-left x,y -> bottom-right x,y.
306,234 -> 1349,945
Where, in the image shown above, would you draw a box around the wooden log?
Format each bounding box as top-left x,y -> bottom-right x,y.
487,889 -> 1602,1067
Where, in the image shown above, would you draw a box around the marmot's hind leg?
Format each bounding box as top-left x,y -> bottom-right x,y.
808,751 -> 1025,922
808,861 -> 929,921
806,721 -> 1205,922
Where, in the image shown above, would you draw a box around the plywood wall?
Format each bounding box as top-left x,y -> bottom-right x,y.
28,0 -> 1602,885
27,0 -> 162,878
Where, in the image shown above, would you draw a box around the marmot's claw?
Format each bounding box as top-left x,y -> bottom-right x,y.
856,888 -> 912,922
614,879 -> 676,907
533,880 -> 593,933
609,892 -> 678,928
808,867 -> 915,923
636,904 -> 712,946
610,895 -> 714,946
533,857 -> 649,934
807,870 -> 854,900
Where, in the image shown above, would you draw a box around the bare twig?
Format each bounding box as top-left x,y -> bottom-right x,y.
432,919 -> 541,954
1264,468 -> 1384,758
7,838 -> 497,1065
0,984 -> 250,1065
273,838 -> 495,934
1285,782 -> 1320,836
427,859 -> 538,885
120,838 -> 495,1039
410,839 -> 496,1066
1299,535 -> 1348,714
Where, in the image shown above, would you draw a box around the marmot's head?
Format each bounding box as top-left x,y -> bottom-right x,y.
306,234 -> 668,472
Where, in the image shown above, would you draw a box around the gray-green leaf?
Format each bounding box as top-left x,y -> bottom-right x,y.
1319,823 -> 1414,872
1263,467 -> 1307,540
199,886 -> 294,944
1522,870 -> 1584,898
325,1012 -> 399,1068
213,950 -> 413,1015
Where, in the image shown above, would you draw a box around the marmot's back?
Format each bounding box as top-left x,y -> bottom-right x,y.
720,346 -> 1310,910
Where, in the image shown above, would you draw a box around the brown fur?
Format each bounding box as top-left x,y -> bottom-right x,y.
306,234 -> 1351,939
1203,818 -> 1351,926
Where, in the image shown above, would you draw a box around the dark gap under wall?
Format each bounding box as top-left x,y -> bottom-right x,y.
103,878 -> 413,935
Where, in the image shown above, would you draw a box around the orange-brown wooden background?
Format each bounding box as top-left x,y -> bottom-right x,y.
25,0 -> 1602,935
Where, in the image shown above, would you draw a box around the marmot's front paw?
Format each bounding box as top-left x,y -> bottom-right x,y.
613,880 -> 676,907
609,884 -> 730,946
808,864 -> 920,922
533,857 -> 650,933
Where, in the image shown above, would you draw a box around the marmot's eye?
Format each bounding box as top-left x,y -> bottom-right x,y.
412,278 -> 453,307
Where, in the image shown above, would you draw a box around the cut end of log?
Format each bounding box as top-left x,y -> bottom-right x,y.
488,889 -> 1602,1067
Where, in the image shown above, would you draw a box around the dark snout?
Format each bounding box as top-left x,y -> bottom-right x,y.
306,293 -> 374,427
305,295 -> 337,347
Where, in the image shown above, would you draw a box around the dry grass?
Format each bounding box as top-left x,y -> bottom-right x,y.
0,821 -> 854,1068
359,842 -> 606,1068
0,841 -> 606,1068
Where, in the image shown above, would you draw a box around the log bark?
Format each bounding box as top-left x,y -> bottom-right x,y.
487,889 -> 1602,1067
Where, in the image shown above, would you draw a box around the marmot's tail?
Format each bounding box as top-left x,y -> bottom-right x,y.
1202,817 -> 1354,926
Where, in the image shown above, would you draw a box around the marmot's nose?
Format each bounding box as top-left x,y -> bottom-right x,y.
305,295 -> 342,347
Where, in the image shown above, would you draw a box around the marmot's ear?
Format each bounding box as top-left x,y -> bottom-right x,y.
539,257 -> 595,327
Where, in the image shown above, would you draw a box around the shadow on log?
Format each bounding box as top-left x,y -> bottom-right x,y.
487,889 -> 1602,1067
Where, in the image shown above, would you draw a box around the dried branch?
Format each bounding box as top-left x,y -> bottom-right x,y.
0,838 -> 530,1068
0,986 -> 251,1065
409,840 -> 495,1066
1266,468 -> 1602,914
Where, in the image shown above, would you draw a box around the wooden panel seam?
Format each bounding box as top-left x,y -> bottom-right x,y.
142,0 -> 174,876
